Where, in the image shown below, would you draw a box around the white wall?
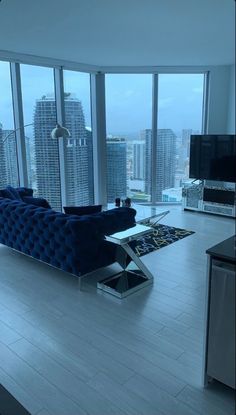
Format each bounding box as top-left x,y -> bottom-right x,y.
207,65 -> 232,134
227,64 -> 235,133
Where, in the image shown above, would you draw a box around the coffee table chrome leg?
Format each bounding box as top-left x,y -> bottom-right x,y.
137,210 -> 169,225
97,243 -> 153,298
122,243 -> 153,281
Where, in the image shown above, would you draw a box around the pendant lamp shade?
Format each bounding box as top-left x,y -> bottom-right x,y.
51,124 -> 70,139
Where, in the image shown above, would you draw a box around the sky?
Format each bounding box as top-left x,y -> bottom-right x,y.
106,73 -> 204,137
0,61 -> 204,139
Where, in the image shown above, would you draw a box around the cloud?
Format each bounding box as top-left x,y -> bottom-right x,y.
158,97 -> 175,109
192,87 -> 203,93
124,89 -> 135,98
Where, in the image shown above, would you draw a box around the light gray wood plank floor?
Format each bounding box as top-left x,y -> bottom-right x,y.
0,207 -> 235,414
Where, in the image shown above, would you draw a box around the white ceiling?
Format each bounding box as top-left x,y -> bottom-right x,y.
0,0 -> 235,67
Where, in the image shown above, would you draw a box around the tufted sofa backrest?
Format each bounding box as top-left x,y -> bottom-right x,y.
0,198 -> 136,277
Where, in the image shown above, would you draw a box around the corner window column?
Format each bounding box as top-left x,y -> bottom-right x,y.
151,74 -> 158,204
90,73 -> 107,207
54,67 -> 67,208
10,62 -> 28,187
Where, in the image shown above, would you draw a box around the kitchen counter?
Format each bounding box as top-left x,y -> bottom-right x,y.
206,235 -> 236,264
203,236 -> 235,389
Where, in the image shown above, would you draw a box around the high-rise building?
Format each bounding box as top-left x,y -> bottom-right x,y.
34,94 -> 61,209
141,129 -> 152,200
25,135 -> 35,189
142,128 -> 176,202
126,142 -> 133,181
106,137 -> 127,203
34,93 -> 93,210
0,123 -> 7,188
64,94 -> 92,206
85,127 -> 94,205
1,129 -> 18,187
132,140 -> 145,180
182,128 -> 192,156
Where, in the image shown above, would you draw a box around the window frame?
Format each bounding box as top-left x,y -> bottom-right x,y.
1,52 -> 209,208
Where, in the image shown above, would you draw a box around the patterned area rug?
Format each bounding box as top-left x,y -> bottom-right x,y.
129,224 -> 195,257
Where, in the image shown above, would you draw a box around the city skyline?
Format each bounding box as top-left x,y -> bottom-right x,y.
0,62 -> 204,205
1,116 -> 191,204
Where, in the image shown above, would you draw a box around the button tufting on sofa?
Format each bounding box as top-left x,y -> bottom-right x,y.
0,193 -> 136,280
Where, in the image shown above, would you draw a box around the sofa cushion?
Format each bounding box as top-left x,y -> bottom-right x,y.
16,187 -> 34,197
0,187 -> 13,199
0,189 -> 9,198
23,196 -> 51,209
7,186 -> 23,200
0,186 -> 22,200
64,205 -> 102,216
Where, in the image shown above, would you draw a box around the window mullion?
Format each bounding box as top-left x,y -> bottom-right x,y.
90,73 -> 107,207
10,62 -> 28,187
54,67 -> 67,209
151,73 -> 158,204
202,71 -> 210,134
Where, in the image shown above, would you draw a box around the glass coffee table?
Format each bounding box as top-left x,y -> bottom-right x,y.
97,208 -> 169,298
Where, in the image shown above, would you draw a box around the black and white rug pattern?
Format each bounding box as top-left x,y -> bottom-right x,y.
129,224 -> 195,257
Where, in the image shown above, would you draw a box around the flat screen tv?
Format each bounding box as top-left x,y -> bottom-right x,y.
189,134 -> 236,183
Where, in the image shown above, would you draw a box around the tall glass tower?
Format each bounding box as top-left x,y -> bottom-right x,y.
33,93 -> 93,210
107,137 -> 127,203
1,128 -> 18,188
132,140 -> 145,180
0,123 -> 7,188
64,93 -> 91,206
142,128 -> 176,202
34,94 -> 60,209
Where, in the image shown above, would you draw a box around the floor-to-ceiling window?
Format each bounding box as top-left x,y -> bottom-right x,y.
20,64 -> 60,210
105,73 -> 204,205
105,74 -> 152,204
63,71 -> 94,206
1,58 -> 206,208
156,73 -> 204,202
0,61 -> 19,187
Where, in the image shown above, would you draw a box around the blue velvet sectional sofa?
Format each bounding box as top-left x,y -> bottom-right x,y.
0,187 -> 136,285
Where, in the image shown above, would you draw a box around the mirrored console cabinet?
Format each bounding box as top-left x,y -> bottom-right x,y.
182,180 -> 236,218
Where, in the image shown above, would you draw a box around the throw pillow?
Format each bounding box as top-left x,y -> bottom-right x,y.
0,189 -> 12,198
23,196 -> 51,209
0,186 -> 22,200
16,187 -> 34,197
6,186 -> 22,200
0,189 -> 7,197
64,205 -> 102,216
